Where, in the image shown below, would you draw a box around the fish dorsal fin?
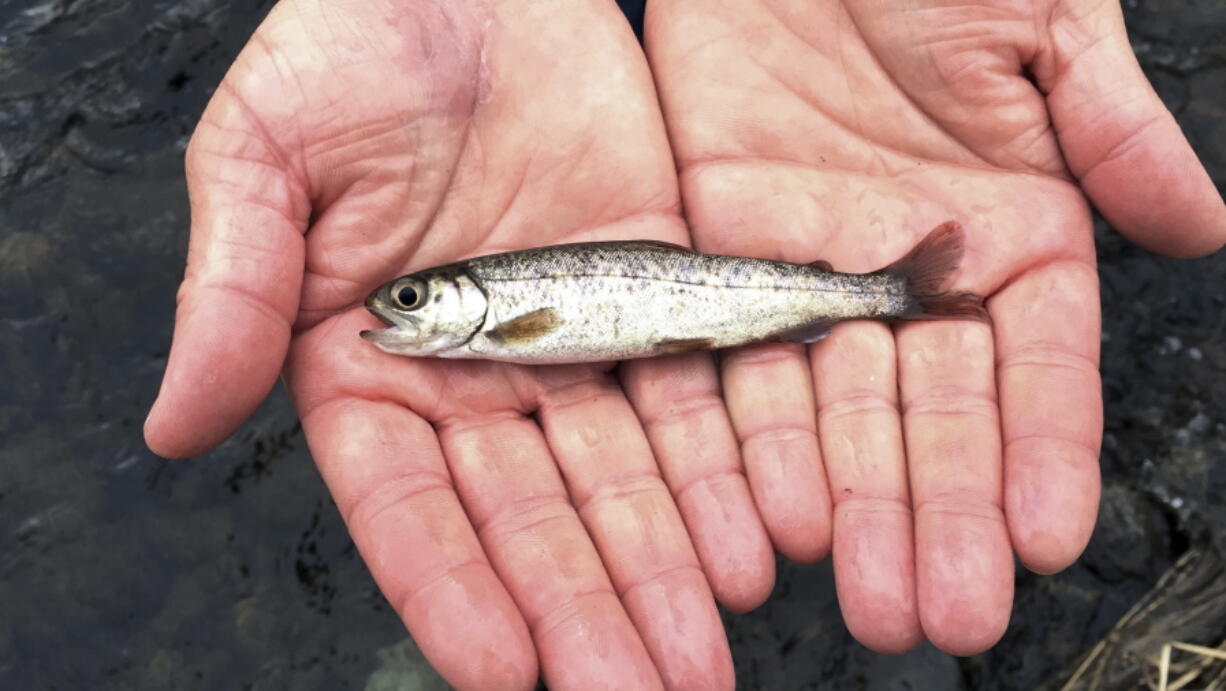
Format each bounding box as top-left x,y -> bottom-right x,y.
656,337 -> 716,354
807,259 -> 834,272
774,319 -> 836,344
488,308 -> 562,344
631,239 -> 695,252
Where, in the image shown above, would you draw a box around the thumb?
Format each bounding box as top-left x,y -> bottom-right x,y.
145,83 -> 309,458
1042,1 -> 1226,258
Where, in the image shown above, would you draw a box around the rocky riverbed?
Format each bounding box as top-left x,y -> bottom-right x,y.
1,0 -> 1222,688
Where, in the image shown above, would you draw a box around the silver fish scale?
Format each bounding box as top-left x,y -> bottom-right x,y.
456,242 -> 913,363
466,242 -> 900,293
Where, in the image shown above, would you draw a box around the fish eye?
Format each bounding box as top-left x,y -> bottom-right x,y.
391,279 -> 425,310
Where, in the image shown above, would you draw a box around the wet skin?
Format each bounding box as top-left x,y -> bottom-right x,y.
144,0 -> 1226,688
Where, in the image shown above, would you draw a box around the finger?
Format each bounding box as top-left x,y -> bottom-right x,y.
532,367 -> 733,690
721,343 -> 832,563
298,397 -> 537,691
897,321 -> 1013,656
144,92 -> 309,458
811,323 -> 922,654
440,413 -> 663,689
1041,1 -> 1226,257
621,354 -> 776,613
992,261 -> 1102,574
291,311 -> 660,687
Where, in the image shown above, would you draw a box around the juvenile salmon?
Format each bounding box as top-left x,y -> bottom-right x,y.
360,221 -> 988,364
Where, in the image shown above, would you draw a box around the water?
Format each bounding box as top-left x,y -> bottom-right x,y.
1,0 -> 1223,688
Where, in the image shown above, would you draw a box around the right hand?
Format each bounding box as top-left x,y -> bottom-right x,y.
644,0 -> 1225,657
144,1 -> 776,688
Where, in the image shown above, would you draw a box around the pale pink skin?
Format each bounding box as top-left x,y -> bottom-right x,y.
144,0 -> 1226,688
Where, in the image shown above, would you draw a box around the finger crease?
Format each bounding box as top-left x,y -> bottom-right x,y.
344,468 -> 455,528
997,344 -> 1098,375
531,588 -> 619,636
436,410 -> 528,436
722,343 -> 806,369
836,495 -> 911,515
619,563 -> 705,601
903,388 -> 998,418
395,558 -> 488,616
1003,433 -> 1100,460
200,280 -> 292,334
818,391 -> 900,423
673,468 -> 746,505
639,392 -> 726,430
537,383 -> 625,418
575,473 -> 666,516
739,424 -> 818,448
914,497 -> 1004,523
1080,113 -> 1165,179
475,493 -> 572,538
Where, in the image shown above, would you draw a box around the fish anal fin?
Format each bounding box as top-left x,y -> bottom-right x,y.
807,259 -> 834,272
488,308 -> 562,343
775,319 -> 836,344
656,337 -> 717,354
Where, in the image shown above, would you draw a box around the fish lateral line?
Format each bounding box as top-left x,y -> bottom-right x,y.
479,272 -> 901,295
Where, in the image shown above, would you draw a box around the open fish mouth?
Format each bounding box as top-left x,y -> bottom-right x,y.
360,311 -> 411,344
359,328 -> 393,343
369,310 -> 397,327
360,305 -> 403,343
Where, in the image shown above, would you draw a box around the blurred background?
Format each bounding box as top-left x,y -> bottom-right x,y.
1,0 -> 1223,688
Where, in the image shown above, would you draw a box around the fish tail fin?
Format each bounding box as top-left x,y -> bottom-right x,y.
906,291 -> 991,322
882,221 -> 991,323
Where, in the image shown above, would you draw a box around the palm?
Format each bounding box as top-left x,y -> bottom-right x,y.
145,2 -> 764,689
646,0 -> 1224,654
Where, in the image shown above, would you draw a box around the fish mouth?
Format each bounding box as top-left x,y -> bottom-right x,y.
360,293 -> 410,344
369,310 -> 397,327
364,292 -> 398,326
359,312 -> 408,345
359,328 -> 397,344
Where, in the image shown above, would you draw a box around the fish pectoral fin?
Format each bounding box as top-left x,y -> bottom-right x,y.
775,319 -> 837,344
488,308 -> 562,343
656,337 -> 717,354
806,259 -> 834,272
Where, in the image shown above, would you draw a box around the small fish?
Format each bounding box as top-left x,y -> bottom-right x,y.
360,221 -> 988,364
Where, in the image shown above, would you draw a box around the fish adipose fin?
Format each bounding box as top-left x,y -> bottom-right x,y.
656,337 -> 716,353
776,319 -> 836,344
488,308 -> 562,343
883,221 -> 991,323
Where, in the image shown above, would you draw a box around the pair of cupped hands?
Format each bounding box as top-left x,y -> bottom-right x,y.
144,0 -> 1225,688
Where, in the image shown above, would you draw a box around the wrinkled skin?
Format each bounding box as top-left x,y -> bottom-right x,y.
144,0 -> 1226,688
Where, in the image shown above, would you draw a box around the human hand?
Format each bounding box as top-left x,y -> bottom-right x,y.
645,0 -> 1226,655
143,1 -> 779,687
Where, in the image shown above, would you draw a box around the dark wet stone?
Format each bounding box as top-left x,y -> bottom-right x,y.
1184,68 -> 1226,181
366,639 -> 452,691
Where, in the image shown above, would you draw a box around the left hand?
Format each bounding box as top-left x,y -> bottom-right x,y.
644,0 -> 1226,654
